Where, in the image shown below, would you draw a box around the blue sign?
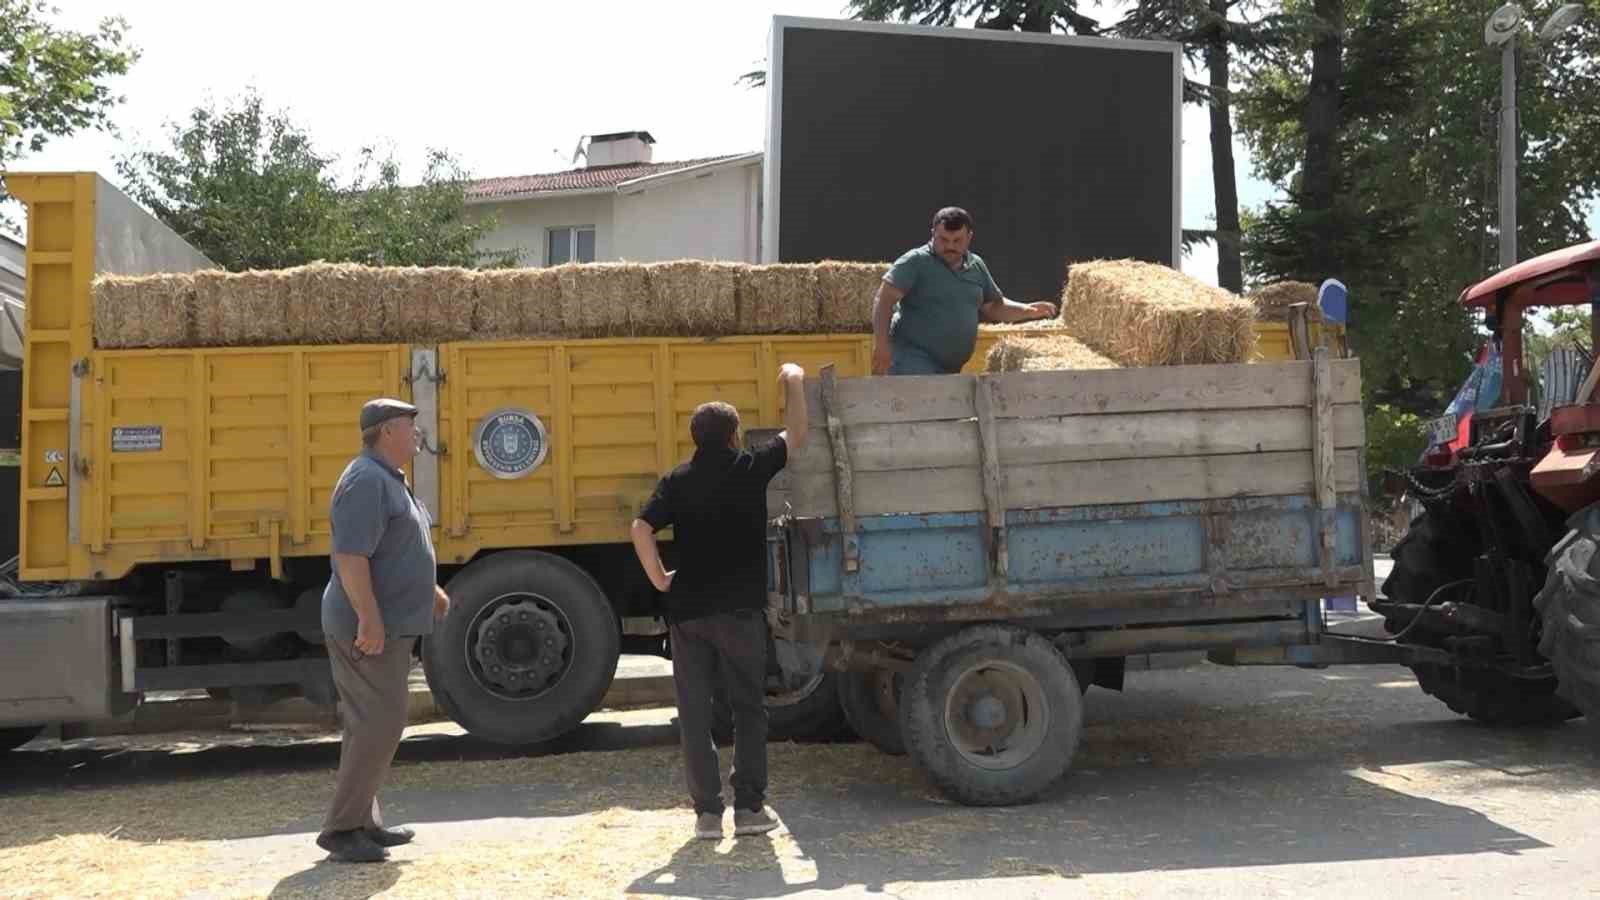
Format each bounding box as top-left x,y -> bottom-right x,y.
473,408 -> 549,479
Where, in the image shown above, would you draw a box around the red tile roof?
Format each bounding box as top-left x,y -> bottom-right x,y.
465,154 -> 749,201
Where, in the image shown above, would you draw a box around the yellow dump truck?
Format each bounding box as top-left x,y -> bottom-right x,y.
0,173 -> 1330,752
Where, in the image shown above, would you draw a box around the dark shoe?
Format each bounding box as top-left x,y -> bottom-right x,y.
694,812 -> 723,841
364,825 -> 415,848
733,806 -> 779,836
316,829 -> 388,863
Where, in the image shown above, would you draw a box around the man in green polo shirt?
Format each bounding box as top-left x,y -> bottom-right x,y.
872,207 -> 1057,375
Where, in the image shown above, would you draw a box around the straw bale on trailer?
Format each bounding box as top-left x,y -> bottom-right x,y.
1248,281 -> 1319,322
640,261 -> 739,336
816,261 -> 889,332
558,263 -> 649,337
984,331 -> 1121,373
92,273 -> 196,349
287,262 -> 381,344
738,264 -> 819,334
1060,259 -> 1256,366
193,270 -> 296,347
386,266 -> 475,343
475,267 -> 564,338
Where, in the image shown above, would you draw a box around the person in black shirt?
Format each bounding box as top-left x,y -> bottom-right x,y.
631,362 -> 809,841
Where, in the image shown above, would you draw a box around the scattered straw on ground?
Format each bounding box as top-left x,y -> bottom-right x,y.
1060,259 -> 1256,366
1248,281 -> 1319,322
0,833 -> 214,900
984,331 -> 1121,373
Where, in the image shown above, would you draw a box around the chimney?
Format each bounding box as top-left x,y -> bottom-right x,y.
584,131 -> 655,167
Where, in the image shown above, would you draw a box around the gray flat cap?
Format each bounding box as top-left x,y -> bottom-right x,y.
360,398 -> 418,431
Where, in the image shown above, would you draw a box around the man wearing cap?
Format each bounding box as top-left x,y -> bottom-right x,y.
317,398 -> 449,863
872,206 -> 1058,376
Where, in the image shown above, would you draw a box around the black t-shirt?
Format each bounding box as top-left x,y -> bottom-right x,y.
639,437 -> 788,623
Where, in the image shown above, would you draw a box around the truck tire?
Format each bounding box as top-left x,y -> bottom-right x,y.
1534,510 -> 1600,731
422,551 -> 619,745
1386,509 -> 1576,725
0,725 -> 43,753
839,668 -> 906,756
899,625 -> 1083,806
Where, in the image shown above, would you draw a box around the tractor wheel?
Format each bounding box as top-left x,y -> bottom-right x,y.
1386,509 -> 1576,726
1534,506 -> 1600,734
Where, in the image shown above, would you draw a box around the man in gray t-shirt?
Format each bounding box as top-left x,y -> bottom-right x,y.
317,397 -> 449,864
871,206 -> 1058,375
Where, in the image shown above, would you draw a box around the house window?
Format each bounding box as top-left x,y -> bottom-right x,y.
548,226 -> 596,265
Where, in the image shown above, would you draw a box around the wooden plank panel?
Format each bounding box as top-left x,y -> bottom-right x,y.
790,449 -> 1363,518
789,404 -> 1365,474
801,359 -> 1362,427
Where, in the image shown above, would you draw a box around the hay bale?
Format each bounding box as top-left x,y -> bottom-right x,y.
1249,281 -> 1319,322
286,262 -> 379,344
816,261 -> 889,332
738,264 -> 819,334
984,331 -> 1121,373
1060,259 -> 1256,366
558,263 -> 648,337
388,267 -> 475,343
93,273 -> 195,349
639,261 -> 739,336
475,268 -> 563,338
194,269 -> 294,347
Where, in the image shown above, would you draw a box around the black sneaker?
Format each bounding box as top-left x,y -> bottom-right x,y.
733,806 -> 779,836
364,825 -> 415,848
316,829 -> 388,863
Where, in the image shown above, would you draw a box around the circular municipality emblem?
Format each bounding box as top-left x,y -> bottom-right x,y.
472,407 -> 549,479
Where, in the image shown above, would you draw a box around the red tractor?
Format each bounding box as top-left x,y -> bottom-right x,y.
1379,239 -> 1600,730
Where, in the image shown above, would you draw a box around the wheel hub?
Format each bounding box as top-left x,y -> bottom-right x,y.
944,663 -> 1049,771
471,597 -> 571,697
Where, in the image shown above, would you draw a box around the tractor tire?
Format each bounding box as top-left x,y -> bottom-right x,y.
422,551 -> 620,745
839,668 -> 906,756
1533,507 -> 1600,732
899,625 -> 1083,807
0,725 -> 43,753
1408,662 -> 1578,726
1388,510 -> 1577,725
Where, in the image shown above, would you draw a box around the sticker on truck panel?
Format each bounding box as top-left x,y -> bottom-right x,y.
112,426 -> 163,453
473,408 -> 549,479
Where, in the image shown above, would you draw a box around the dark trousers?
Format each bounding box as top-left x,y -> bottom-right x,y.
323,635 -> 417,834
669,609 -> 769,815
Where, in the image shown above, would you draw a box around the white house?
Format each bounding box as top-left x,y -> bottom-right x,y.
467,131 -> 762,267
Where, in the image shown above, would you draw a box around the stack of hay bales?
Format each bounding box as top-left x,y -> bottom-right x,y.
816,261 -> 888,332
93,273 -> 195,349
474,267 -> 561,339
1247,281 -> 1319,322
640,261 -> 739,336
1059,259 -> 1256,366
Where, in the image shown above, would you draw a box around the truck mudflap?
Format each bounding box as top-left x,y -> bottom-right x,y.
1208,633 -> 1453,668
0,596 -> 135,726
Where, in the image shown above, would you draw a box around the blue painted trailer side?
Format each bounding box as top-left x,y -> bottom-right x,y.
780,493 -> 1368,626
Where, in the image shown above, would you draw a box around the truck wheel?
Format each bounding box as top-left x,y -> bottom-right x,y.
839,668 -> 906,755
422,551 -> 619,745
0,725 -> 43,753
899,625 -> 1083,806
1534,510 -> 1600,731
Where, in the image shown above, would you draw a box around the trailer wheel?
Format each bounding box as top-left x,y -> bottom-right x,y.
899,625 -> 1083,806
422,551 -> 619,745
1534,509 -> 1600,732
839,668 -> 906,755
0,725 -> 43,753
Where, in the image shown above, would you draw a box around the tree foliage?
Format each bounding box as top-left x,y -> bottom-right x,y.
117,92 -> 515,271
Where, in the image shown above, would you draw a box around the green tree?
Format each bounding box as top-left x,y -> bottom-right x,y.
1237,0 -> 1600,416
117,92 -> 515,271
0,0 -> 137,226
1116,1 -> 1299,292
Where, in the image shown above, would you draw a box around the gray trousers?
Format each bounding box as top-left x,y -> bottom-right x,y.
323,635 -> 417,834
670,609 -> 770,815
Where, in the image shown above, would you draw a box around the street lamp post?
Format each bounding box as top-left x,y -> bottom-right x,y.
1485,3 -> 1585,271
